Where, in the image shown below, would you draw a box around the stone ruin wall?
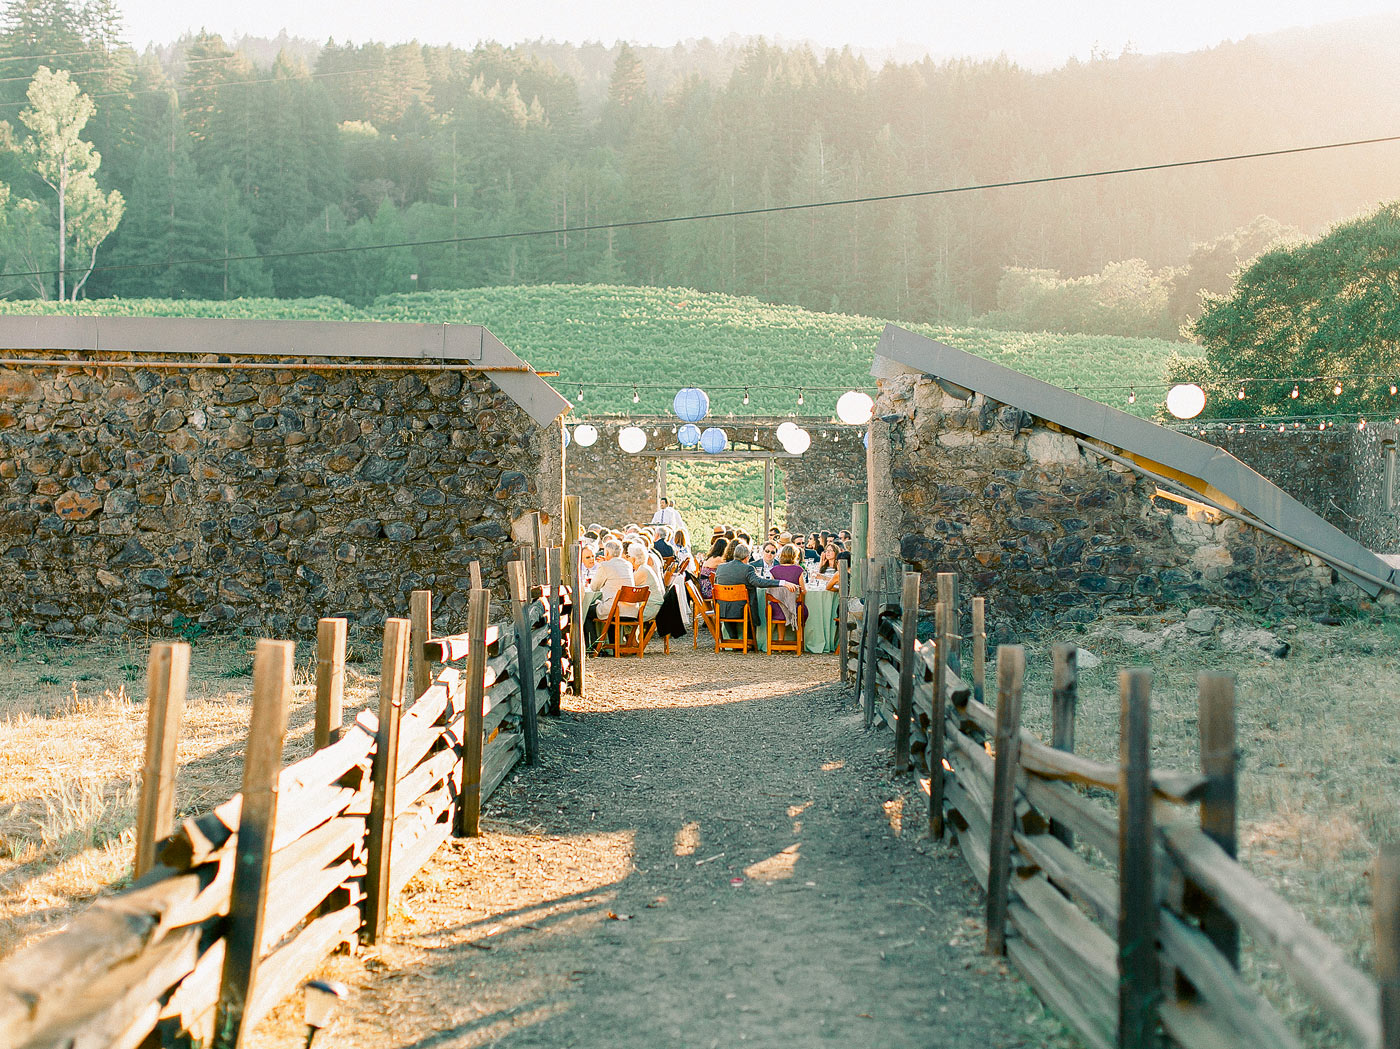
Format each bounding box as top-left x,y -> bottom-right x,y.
0,360 -> 563,638
867,373 -> 1359,631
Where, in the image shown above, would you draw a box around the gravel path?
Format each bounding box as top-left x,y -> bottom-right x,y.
252,649 -> 1069,1049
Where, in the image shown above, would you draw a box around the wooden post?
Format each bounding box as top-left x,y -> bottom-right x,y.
972,597 -> 986,706
364,618 -> 410,946
1050,643 -> 1078,849
528,510 -> 543,550
936,572 -> 958,676
1118,668 -> 1160,1049
861,558 -> 882,729
851,501 -> 868,596
563,494 -> 581,584
894,571 -> 920,773
1194,672 -> 1238,965
763,456 -> 773,538
1376,843 -> 1400,1049
546,547 -> 564,715
409,589 -> 433,702
214,640 -> 293,1049
836,560 -> 850,685
508,561 -> 540,766
569,554 -> 586,697
457,588 -> 490,837
314,618 -> 347,751
134,640 -> 189,879
985,644 -> 1024,956
929,601 -> 948,840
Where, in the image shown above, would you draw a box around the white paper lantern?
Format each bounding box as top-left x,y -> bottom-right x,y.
1166,383 -> 1207,420
836,390 -> 874,425
781,427 -> 811,454
573,423 -> 598,447
618,426 -> 648,453
776,421 -> 799,441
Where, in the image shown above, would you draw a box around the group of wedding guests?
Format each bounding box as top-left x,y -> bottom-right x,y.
575,501 -> 853,649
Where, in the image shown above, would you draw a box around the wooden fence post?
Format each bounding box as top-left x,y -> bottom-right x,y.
409,590 -> 433,702
469,560 -> 483,591
1194,672 -> 1238,966
508,561 -> 540,766
1050,643 -> 1078,849
528,510 -> 543,550
985,644 -> 1024,956
214,640 -> 293,1049
134,640 -> 189,879
894,571 -> 920,773
861,558 -> 882,729
546,547 -> 563,715
837,560 -> 850,685
457,588 -> 491,837
936,572 -> 958,675
569,553 -> 586,697
314,618 -> 347,751
364,618 -> 411,946
929,601 -> 948,840
1118,668 -> 1160,1049
851,501 -> 868,596
972,597 -> 986,706
1376,843 -> 1400,1049
563,494 -> 581,585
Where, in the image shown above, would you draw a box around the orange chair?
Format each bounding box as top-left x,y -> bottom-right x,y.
686,576 -> 718,650
766,588 -> 805,654
593,585 -> 655,657
712,583 -> 753,653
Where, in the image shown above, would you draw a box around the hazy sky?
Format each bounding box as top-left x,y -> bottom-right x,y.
123,0 -> 1400,64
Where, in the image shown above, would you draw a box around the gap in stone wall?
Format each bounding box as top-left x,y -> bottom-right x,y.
663,459 -> 787,537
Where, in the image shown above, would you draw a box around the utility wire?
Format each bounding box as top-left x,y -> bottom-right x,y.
2,130 -> 1398,283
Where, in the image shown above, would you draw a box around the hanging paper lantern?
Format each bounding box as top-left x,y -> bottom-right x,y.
678,423 -> 701,447
673,387 -> 710,423
776,421 -> 799,441
836,390 -> 875,425
573,423 -> 598,447
700,427 -> 728,453
563,427 -> 571,448
619,426 -> 648,453
863,429 -> 869,449
781,427 -> 811,454
1165,384 -> 1206,420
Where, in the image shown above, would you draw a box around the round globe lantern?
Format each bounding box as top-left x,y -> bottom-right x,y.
618,426 -> 648,453
836,390 -> 874,425
678,423 -> 701,447
1166,383 -> 1207,420
673,387 -> 710,423
776,421 -> 799,441
573,423 -> 598,447
781,427 -> 812,454
563,428 -> 571,448
700,427 -> 728,454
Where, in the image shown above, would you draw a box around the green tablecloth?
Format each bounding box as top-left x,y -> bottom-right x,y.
753,586 -> 838,653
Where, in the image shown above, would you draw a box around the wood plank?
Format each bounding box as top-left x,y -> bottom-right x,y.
261,856 -> 360,954
1013,873 -> 1116,997
837,561 -> 849,686
971,596 -> 986,706
569,550 -> 586,697
1193,672 -> 1239,967
894,571 -> 919,773
1161,819 -> 1380,1049
986,644 -> 1024,956
929,601 -> 947,840
394,670 -> 462,780
364,617 -> 411,945
546,547 -> 563,715
244,905 -> 359,1030
1013,829 -> 1116,928
1117,667 -> 1159,1049
410,590 -> 433,702
314,618 -> 347,749
508,561 -> 540,765
936,571 -> 958,675
214,639 -> 293,1049
422,623 -> 503,662
458,589 -> 490,837
1009,895 -> 1115,1018
135,641 -> 189,878
1050,642 -> 1077,850
1007,937 -> 1114,1049
482,732 -> 524,803
1022,775 -> 1118,862
850,502 -> 867,595
861,560 -> 882,729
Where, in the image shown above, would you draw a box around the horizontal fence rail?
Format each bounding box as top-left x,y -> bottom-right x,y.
846,555 -> 1397,1049
0,539 -> 581,1049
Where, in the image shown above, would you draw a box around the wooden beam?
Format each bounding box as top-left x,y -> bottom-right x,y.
929,601 -> 947,840
569,554 -> 586,697
1050,642 -> 1078,849
648,449 -> 802,460
364,618 -> 410,946
546,547 -> 563,716
1377,843 -> 1400,1049
134,641 -> 188,879
971,597 -> 986,706
409,590 -> 433,702
836,561 -> 850,686
457,589 -> 491,837
894,571 -> 920,773
1117,668 -> 1160,1048
314,619 -> 347,750
985,645 -> 1024,956
508,562 -> 539,766
1193,672 -> 1238,965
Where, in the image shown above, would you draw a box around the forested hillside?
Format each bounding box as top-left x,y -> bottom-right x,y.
0,0 -> 1395,336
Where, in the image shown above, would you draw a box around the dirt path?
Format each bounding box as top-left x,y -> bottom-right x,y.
252,650 -> 1069,1048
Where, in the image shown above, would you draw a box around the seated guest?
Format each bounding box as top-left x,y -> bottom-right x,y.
580,543 -> 598,580
737,531 -> 752,547
770,543 -> 809,627
816,542 -> 840,576
652,526 -> 675,559
715,542 -> 797,636
751,540 -> 779,579
698,535 -> 728,599
624,542 -> 666,622
839,529 -> 852,544
804,535 -> 821,562
671,527 -> 693,570
585,539 -> 634,645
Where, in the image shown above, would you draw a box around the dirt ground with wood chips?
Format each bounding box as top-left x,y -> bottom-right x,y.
250,649 -> 1073,1048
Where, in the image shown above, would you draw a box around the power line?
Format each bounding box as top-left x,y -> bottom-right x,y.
1,130 -> 1398,283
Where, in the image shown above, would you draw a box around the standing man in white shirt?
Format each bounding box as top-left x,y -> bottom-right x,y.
650,497 -> 686,537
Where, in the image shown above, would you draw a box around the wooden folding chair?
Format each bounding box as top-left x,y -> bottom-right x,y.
766,588 -> 805,654
594,585 -> 654,658
686,576 -> 718,650
712,583 -> 752,653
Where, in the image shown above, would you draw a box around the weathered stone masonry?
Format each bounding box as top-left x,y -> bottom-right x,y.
868,374 -> 1354,629
0,360 -> 562,637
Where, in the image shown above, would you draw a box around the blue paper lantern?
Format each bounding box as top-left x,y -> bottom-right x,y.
563,427 -> 571,448
700,426 -> 728,454
678,423 -> 701,447
863,428 -> 870,449
673,387 -> 710,423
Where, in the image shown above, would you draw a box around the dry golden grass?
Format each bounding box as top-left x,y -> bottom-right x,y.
0,629 -> 385,957
1011,606 -> 1400,1046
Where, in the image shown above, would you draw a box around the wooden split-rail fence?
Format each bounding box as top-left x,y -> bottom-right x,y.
846,554 -> 1400,1049
0,543 -> 588,1049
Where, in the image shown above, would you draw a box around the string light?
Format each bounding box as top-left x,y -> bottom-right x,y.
632,386 -> 640,403
797,389 -> 805,406
577,385 -> 584,402
742,388 -> 750,405
1237,387 -> 1246,400
1389,384 -> 1396,396
1291,385 -> 1300,398
1128,389 -> 1136,404
1333,381 -> 1343,396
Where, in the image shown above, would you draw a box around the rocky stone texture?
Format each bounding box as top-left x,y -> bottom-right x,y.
565,426 -> 663,529
0,362 -> 560,637
869,374 -> 1355,628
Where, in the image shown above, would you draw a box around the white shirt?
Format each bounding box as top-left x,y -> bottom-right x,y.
651,506 -> 686,534
589,557 -> 634,619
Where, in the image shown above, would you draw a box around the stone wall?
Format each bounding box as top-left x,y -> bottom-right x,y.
782,432 -> 867,534
0,361 -> 563,637
868,374 -> 1355,630
564,423 -> 662,529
